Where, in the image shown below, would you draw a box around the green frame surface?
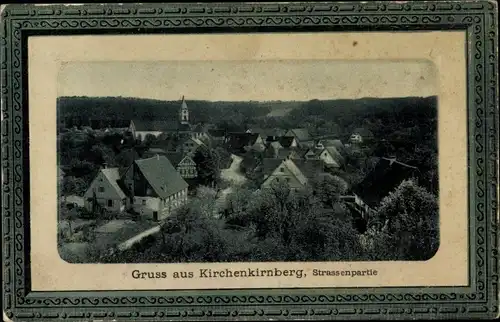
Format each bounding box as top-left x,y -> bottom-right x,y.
1,1 -> 498,320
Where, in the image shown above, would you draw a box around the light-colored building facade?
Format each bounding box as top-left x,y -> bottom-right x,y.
122,155 -> 189,221
84,167 -> 128,213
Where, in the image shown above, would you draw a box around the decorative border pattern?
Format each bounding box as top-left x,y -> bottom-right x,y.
1,1 -> 498,320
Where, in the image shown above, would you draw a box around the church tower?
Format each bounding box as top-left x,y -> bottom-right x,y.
179,95 -> 189,125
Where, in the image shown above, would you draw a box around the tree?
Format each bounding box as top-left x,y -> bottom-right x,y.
224,187 -> 254,226
157,204 -> 229,262
62,176 -> 87,196
115,148 -> 139,170
312,174 -> 348,208
369,179 -> 439,260
192,186 -> 218,218
193,147 -> 221,188
144,134 -> 158,147
214,146 -> 232,169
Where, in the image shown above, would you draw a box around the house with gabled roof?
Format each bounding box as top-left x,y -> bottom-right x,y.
317,146 -> 345,168
247,128 -> 286,142
191,123 -> 214,140
285,128 -> 314,148
264,141 -> 284,158
181,137 -> 206,155
225,132 -> 266,154
83,167 -> 128,213
342,157 -> 420,219
207,129 -> 227,145
165,152 -> 198,179
292,159 -> 327,179
130,96 -> 193,141
122,155 -> 189,221
278,136 -> 299,149
304,148 -> 319,160
349,127 -> 374,144
316,139 -> 346,153
260,158 -> 326,191
261,159 -> 308,191
130,120 -> 185,141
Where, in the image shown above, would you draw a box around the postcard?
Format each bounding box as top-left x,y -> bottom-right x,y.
2,2 -> 498,321
30,31 -> 467,291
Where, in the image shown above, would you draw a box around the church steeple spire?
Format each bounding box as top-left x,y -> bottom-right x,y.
179,95 -> 189,125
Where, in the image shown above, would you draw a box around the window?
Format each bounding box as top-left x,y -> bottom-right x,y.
285,178 -> 290,182
142,200 -> 146,205
280,167 -> 284,172
107,200 -> 113,207
98,186 -> 104,192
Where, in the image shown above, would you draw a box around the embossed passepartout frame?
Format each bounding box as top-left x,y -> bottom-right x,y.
1,1 -> 498,321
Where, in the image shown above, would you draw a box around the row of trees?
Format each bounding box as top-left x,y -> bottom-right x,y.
102,176 -> 439,263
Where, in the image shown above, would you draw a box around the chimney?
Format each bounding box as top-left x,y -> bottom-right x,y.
156,154 -> 160,160
103,162 -> 108,169
181,95 -> 185,101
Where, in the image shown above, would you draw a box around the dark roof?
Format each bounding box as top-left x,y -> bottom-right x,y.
279,136 -> 296,148
249,128 -> 285,138
207,129 -> 226,138
192,123 -> 214,133
164,152 -> 184,166
352,127 -> 374,138
277,148 -> 303,160
89,120 -> 131,129
277,149 -> 292,159
320,139 -> 345,151
225,133 -> 260,151
241,154 -> 262,172
287,128 -> 311,142
132,120 -> 191,132
353,157 -> 419,207
292,159 -> 326,179
134,156 -> 188,198
262,158 -> 284,177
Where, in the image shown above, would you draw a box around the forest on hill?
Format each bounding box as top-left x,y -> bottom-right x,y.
58,95 -> 437,139
57,96 -> 275,127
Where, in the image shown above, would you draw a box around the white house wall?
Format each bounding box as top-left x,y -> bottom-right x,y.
132,189 -> 188,220
136,131 -> 164,141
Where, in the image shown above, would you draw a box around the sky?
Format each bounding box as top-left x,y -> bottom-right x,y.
58,60 -> 437,101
